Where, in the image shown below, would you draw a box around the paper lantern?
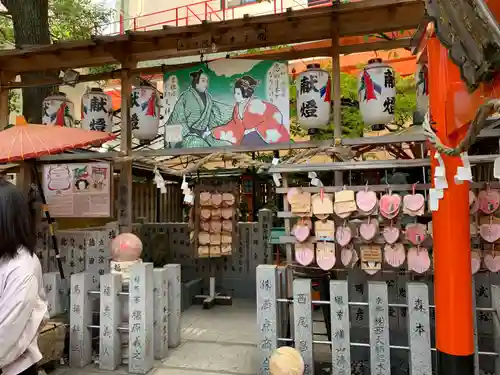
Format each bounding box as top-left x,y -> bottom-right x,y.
42,92 -> 75,127
358,58 -> 396,127
415,63 -> 429,123
130,85 -> 160,142
81,88 -> 113,132
296,64 -> 331,130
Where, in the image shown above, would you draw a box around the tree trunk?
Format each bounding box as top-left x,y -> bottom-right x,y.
1,0 -> 57,123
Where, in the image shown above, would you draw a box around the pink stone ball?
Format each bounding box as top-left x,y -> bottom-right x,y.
110,233 -> 143,262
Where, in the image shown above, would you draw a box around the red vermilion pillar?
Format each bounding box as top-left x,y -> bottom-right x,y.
427,37 -> 474,375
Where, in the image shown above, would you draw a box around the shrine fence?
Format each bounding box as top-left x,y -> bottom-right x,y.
256,265 -> 500,375
69,263 -> 182,374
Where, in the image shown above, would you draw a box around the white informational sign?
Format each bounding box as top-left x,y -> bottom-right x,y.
42,162 -> 112,218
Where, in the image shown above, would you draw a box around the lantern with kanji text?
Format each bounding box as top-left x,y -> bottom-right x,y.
81,88 -> 113,132
296,64 -> 331,131
357,58 -> 396,128
42,92 -> 75,127
130,85 -> 160,143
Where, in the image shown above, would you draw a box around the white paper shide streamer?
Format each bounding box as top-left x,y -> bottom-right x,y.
153,167 -> 167,194
181,176 -> 193,205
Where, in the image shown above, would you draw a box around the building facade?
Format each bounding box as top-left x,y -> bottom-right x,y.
120,0 -> 316,33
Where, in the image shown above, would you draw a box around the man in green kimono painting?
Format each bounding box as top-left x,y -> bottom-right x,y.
166,69 -> 233,148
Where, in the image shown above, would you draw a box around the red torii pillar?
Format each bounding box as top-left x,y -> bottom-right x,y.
427,36 -> 474,374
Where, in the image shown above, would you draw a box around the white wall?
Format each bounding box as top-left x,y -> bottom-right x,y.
127,0 -> 308,31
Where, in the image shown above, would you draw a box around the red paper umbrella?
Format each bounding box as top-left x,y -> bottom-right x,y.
0,124 -> 117,163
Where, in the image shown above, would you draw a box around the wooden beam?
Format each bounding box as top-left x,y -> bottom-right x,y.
331,12 -> 342,186
0,0 -> 424,73
4,38 -> 412,89
237,38 -> 413,60
117,62 -> 136,233
0,84 -> 9,131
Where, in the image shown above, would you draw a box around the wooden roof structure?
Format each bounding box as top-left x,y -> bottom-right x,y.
0,0 -> 427,231
0,0 -> 424,74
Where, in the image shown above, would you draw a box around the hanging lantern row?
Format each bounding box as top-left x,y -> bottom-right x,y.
296,63 -> 331,131
81,88 -> 113,132
42,61 -> 405,140
130,85 -> 160,143
295,59 -> 398,133
42,85 -> 160,143
42,92 -> 75,127
357,58 -> 396,129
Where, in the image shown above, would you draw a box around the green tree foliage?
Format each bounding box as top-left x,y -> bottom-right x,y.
0,0 -> 114,121
0,0 -> 114,47
49,0 -> 113,41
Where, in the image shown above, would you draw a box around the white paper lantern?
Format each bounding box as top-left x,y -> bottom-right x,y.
42,93 -> 75,127
130,85 -> 160,142
296,64 -> 331,130
358,58 -> 396,126
415,63 -> 429,121
81,88 -> 113,132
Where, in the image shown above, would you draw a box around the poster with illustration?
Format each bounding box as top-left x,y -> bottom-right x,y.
163,59 -> 290,149
42,162 -> 112,218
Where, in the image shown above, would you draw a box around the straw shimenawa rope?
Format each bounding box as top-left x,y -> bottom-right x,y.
423,99 -> 500,156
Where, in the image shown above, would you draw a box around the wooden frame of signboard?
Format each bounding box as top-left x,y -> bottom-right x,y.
41,161 -> 114,219
0,0 -> 426,233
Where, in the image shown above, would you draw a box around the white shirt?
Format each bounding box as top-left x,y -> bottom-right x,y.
0,248 -> 49,375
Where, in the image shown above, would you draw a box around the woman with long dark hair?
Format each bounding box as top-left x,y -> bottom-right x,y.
0,178 -> 48,375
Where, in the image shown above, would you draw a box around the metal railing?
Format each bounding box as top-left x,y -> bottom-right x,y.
102,0 -> 350,36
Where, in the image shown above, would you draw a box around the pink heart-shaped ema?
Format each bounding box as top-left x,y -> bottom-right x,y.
359,220 -> 378,241
335,226 -> 352,247
405,224 -> 427,246
471,251 -> 481,275
302,218 -> 313,229
287,187 -> 300,205
364,265 -> 379,275
295,244 -> 314,266
479,224 -> 500,243
340,247 -> 353,267
382,226 -> 400,244
293,224 -> 310,243
469,191 -> 479,215
384,243 -> 406,267
407,247 -> 431,274
403,194 -> 425,213
484,253 -> 500,272
316,244 -> 336,271
356,190 -> 377,213
478,189 -> 500,214
470,199 -> 479,215
379,194 -> 401,219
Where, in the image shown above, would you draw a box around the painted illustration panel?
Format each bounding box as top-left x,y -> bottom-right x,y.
163,60 -> 290,149
42,162 -> 112,218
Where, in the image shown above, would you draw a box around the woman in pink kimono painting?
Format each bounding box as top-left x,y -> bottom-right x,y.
0,178 -> 48,375
212,75 -> 289,146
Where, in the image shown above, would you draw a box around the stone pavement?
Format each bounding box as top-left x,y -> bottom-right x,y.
54,299 -> 261,375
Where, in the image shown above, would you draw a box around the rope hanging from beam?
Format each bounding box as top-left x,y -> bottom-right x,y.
116,145 -> 353,176
423,99 -> 500,156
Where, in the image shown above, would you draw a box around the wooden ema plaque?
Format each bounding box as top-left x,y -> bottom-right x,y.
360,245 -> 382,272
194,181 -> 239,259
